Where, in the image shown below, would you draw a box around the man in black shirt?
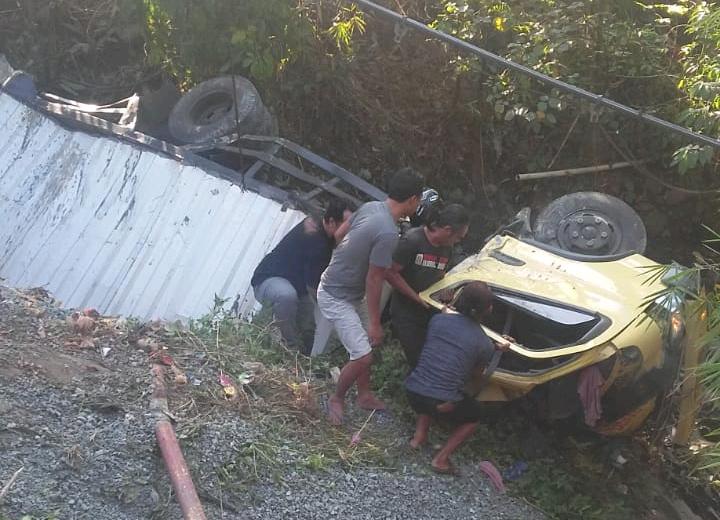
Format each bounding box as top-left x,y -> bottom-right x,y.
386,204 -> 469,367
252,200 -> 352,353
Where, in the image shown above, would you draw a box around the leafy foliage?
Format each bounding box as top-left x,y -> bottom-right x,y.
672,2 -> 720,174
646,227 -> 720,477
0,0 -> 148,100
514,457 -> 633,519
328,4 -> 367,53
430,0 -> 718,174
143,0 -> 317,86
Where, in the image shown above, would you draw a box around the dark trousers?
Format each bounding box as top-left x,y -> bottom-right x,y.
406,390 -> 484,424
391,300 -> 433,368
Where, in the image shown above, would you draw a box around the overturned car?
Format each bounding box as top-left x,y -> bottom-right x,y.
420,192 -> 705,435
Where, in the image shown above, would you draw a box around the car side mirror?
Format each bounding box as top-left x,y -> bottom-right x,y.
485,207 -> 533,242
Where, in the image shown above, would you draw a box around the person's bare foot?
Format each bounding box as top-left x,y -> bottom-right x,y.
356,393 -> 386,411
409,434 -> 427,449
327,396 -> 344,426
431,456 -> 459,476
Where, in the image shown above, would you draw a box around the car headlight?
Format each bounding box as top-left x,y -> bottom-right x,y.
647,293 -> 685,347
670,312 -> 685,343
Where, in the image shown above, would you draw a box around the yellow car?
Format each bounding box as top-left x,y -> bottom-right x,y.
419,193 -> 701,435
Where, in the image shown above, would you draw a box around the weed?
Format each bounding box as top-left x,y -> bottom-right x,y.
304,453 -> 330,472
218,440 -> 282,486
372,337 -> 409,401
172,304 -> 402,492
513,458 -> 633,520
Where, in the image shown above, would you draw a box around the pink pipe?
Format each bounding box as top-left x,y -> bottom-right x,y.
151,364 -> 207,519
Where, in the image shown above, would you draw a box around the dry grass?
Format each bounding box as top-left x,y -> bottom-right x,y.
148,311 -> 406,479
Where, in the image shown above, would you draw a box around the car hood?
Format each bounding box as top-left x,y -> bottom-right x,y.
420,235 -> 665,358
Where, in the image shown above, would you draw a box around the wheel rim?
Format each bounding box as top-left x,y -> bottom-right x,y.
551,210 -> 622,253
190,91 -> 234,125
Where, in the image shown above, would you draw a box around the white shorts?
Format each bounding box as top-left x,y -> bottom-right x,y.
317,284 -> 371,361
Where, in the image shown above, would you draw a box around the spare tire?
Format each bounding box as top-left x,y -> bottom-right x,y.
168,76 -> 270,144
533,192 -> 647,255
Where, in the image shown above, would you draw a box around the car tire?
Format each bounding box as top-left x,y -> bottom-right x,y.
168,76 -> 271,144
533,191 -> 647,255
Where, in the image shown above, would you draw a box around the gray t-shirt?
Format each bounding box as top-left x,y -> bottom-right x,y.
405,313 -> 495,402
320,201 -> 399,301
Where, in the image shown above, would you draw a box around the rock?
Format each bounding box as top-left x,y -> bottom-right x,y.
0,398 -> 13,415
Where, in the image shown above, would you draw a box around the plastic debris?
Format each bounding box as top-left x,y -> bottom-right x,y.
101,347 -> 111,358
113,316 -> 127,331
349,410 -> 376,448
610,448 -> 628,469
479,461 -> 506,493
186,372 -> 202,386
218,372 -> 238,399
350,432 -> 361,447
236,372 -> 254,386
502,460 -> 528,481
82,308 -> 100,318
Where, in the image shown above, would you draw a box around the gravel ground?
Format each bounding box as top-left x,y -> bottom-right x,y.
0,285 -> 543,520
0,377 -> 159,519
237,470 -> 535,519
229,467 -> 539,520
177,414 -> 544,520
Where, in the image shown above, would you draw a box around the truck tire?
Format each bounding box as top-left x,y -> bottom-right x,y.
168,76 -> 269,144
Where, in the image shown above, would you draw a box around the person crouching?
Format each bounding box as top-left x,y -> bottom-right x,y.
404,281 -> 509,475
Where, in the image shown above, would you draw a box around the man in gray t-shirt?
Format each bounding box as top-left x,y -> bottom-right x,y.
318,168 -> 424,425
320,201 -> 399,301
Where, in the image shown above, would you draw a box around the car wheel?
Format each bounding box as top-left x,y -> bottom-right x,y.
533,192 -> 647,255
168,75 -> 272,144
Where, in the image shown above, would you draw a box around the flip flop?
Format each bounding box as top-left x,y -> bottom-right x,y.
479,460 -> 506,492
